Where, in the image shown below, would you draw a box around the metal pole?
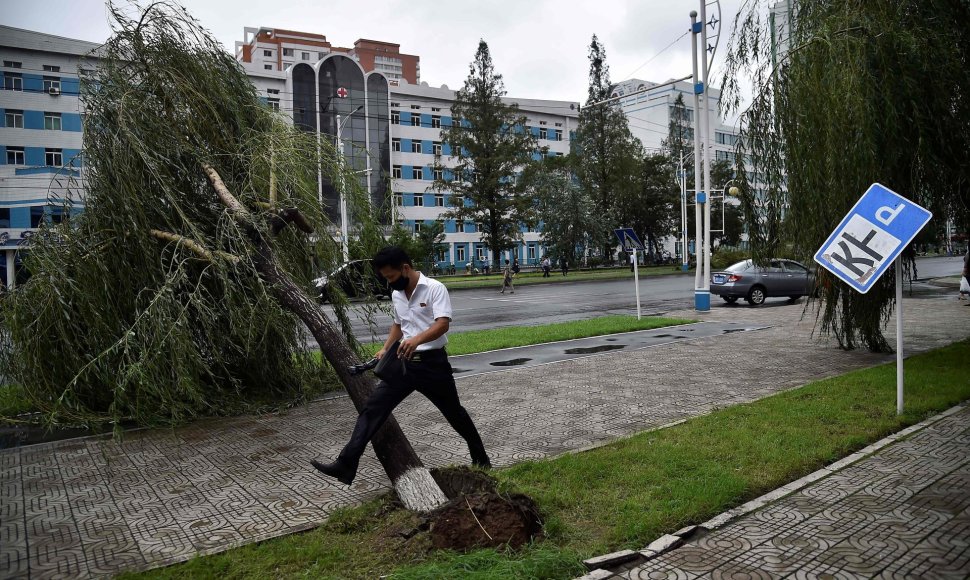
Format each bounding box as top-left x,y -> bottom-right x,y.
632,249 -> 642,320
681,152 -> 688,272
337,113 -> 349,262
896,255 -> 904,415
690,10 -> 705,310
700,0 -> 712,311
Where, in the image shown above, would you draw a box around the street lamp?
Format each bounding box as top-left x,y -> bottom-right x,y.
336,104 -> 364,262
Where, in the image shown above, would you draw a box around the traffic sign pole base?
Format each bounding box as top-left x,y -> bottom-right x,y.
694,290 -> 710,311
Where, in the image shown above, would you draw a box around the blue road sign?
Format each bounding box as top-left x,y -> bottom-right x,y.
814,183 -> 932,294
614,228 -> 645,252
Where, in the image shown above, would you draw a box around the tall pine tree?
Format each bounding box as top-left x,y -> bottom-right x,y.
574,35 -> 639,263
433,41 -> 538,268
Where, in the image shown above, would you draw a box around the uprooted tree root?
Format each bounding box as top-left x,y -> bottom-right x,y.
375,466 -> 543,554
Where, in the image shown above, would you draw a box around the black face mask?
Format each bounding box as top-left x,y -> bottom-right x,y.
389,274 -> 409,291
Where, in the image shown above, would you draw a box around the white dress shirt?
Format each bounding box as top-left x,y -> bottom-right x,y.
391,273 -> 452,351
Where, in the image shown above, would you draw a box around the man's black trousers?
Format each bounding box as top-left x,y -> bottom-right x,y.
337,349 -> 489,468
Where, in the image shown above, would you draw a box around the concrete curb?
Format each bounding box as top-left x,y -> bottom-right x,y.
575,401 -> 969,579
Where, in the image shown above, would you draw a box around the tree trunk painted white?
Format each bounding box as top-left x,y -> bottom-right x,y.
395,467 -> 450,512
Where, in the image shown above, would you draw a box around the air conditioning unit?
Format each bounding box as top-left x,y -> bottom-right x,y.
48,86 -> 60,95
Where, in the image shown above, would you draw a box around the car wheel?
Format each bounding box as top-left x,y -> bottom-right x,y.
747,286 -> 766,306
722,296 -> 738,304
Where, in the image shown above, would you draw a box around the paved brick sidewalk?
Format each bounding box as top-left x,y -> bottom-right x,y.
1,295 -> 968,578
609,403 -> 970,579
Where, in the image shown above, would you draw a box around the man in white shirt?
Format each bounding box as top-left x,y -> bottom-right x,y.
311,246 -> 491,485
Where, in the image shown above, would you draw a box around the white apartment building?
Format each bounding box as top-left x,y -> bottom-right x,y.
613,77 -> 741,169
388,80 -> 577,267
0,26 -> 101,289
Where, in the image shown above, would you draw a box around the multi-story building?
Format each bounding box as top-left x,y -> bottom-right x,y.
235,27 -> 420,85
613,77 -> 741,168
0,24 -> 577,288
0,26 -> 100,289
388,81 -> 577,267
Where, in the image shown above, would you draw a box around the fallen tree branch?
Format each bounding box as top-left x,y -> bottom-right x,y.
149,228 -> 241,263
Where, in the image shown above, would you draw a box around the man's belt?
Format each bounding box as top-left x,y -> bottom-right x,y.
410,348 -> 446,362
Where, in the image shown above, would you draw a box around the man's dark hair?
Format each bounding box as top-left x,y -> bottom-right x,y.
373,245 -> 412,270
505,259 -> 510,264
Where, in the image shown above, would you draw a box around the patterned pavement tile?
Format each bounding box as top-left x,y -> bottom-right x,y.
2,296 -> 970,578
623,405 -> 970,579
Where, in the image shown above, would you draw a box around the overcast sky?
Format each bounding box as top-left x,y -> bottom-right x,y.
5,0 -> 746,105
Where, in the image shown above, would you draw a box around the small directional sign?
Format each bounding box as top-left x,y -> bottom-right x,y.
814,183 -> 932,294
614,228 -> 644,252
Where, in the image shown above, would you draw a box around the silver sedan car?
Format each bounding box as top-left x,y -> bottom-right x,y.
711,259 -> 816,305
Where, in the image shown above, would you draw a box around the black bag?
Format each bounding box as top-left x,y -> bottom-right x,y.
374,340 -> 407,381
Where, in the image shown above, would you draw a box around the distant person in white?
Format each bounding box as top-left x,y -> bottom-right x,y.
311,246 -> 491,485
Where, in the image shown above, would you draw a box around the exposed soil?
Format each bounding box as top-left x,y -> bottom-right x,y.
381,466 -> 543,553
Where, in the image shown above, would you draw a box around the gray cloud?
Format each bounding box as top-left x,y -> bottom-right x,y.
5,0 -> 746,105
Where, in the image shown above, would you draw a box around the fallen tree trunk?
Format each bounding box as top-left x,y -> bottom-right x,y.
203,164 -> 447,512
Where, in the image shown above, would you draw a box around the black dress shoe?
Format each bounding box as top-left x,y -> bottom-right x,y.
310,458 -> 357,485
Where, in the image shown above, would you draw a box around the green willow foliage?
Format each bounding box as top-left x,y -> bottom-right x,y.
0,2 -> 379,429
722,0 -> 970,351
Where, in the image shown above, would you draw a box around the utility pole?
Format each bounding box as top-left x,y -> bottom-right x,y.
680,151 -> 689,272
690,9 -> 707,310
336,105 -> 363,262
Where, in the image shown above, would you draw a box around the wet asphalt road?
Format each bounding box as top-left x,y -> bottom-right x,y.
319,256 -> 966,344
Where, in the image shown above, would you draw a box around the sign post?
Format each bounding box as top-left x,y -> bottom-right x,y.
614,228 -> 645,320
814,183 -> 932,415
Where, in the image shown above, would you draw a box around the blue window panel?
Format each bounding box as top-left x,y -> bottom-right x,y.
443,116 -> 454,127
402,165 -> 412,178
531,152 -> 542,161
25,147 -> 45,166
23,74 -> 43,93
547,150 -> 557,157
63,149 -> 82,167
24,110 -> 44,130
400,112 -> 412,124
443,144 -> 452,156
60,77 -> 80,96
401,138 -> 411,151
422,167 -> 432,180
513,124 -> 524,134
420,114 -> 431,127
10,207 -> 30,228
62,113 -> 82,132
531,126 -> 540,137
0,146 -> 5,164
422,140 -> 433,154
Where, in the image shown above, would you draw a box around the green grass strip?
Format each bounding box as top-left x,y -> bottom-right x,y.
435,266 -> 689,290
127,338 -> 970,580
0,384 -> 31,418
358,315 -> 693,358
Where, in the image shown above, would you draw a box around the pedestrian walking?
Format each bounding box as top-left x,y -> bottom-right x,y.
512,257 -> 520,276
560,257 -> 569,276
500,259 -> 515,294
963,248 -> 970,305
541,256 -> 551,278
311,246 -> 491,485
